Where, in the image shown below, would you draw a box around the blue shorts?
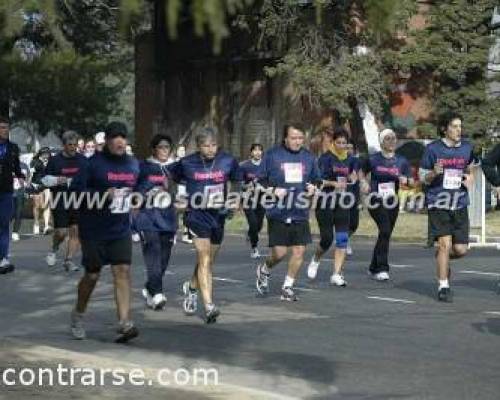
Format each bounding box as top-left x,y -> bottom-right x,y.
186,210 -> 225,245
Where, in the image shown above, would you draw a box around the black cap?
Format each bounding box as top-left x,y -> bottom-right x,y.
105,122 -> 128,140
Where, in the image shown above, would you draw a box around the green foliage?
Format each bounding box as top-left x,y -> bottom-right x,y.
394,0 -> 500,136
0,50 -> 124,135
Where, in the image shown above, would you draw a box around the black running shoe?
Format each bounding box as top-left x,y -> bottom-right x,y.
438,287 -> 452,302
115,323 -> 139,343
205,306 -> 220,324
0,264 -> 14,274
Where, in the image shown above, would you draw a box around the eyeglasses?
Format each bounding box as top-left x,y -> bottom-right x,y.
384,137 -> 397,142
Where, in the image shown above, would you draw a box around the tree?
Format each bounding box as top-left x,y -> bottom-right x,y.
393,0 -> 500,137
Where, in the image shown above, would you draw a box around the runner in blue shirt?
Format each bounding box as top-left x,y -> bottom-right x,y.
240,143 -> 265,259
255,122 -> 321,302
307,128 -> 359,287
168,128 -> 242,324
360,129 -> 414,282
419,112 -> 475,302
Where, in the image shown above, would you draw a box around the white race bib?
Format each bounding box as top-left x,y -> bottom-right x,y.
443,169 -> 462,190
204,184 -> 224,208
110,188 -> 131,214
378,182 -> 395,198
283,163 -> 303,183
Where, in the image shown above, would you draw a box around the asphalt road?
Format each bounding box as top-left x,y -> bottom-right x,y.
1,232 -> 499,399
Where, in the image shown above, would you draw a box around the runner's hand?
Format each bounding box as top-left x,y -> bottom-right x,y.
360,180 -> 370,194
433,162 -> 444,176
274,188 -> 287,199
306,183 -> 316,196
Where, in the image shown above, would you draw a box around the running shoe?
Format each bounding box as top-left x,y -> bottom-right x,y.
11,232 -> 20,242
437,287 -> 452,302
280,286 -> 298,302
370,271 -> 390,281
250,248 -> 261,259
307,258 -> 320,280
205,304 -> 220,324
330,273 -> 347,287
46,252 -> 57,267
70,311 -> 86,340
346,244 -> 353,256
63,260 -> 80,272
181,234 -> 192,244
182,281 -> 198,315
115,321 -> 139,343
33,224 -> 40,235
256,263 -> 270,295
152,294 -> 167,310
131,233 -> 141,243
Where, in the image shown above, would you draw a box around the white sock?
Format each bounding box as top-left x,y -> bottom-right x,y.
283,275 -> 295,289
205,303 -> 215,312
439,279 -> 449,289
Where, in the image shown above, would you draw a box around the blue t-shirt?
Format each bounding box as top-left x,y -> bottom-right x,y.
168,151 -> 242,229
318,152 -> 358,193
363,152 -> 411,196
258,144 -> 321,223
420,139 -> 474,210
239,159 -> 262,184
45,152 -> 87,196
71,151 -> 140,241
133,159 -> 177,233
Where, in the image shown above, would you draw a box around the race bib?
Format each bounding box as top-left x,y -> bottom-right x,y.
378,182 -> 395,198
110,188 -> 131,214
336,176 -> 347,192
204,184 -> 224,208
443,169 -> 462,190
13,178 -> 21,191
283,163 -> 303,183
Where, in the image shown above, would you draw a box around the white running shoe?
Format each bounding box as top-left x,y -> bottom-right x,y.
182,234 -> 192,244
371,271 -> 390,281
43,226 -> 51,235
46,252 -> 57,267
307,258 -> 320,280
182,281 -> 198,315
11,232 -> 20,242
0,258 -> 10,268
132,233 -> 141,243
142,288 -> 154,308
250,248 -> 261,259
346,244 -> 353,256
33,224 -> 40,235
256,263 -> 270,295
152,294 -> 167,310
330,273 -> 347,287
63,260 -> 80,272
70,311 -> 86,340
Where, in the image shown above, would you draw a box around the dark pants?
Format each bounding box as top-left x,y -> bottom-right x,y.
141,231 -> 175,296
244,205 -> 266,248
368,204 -> 399,273
0,193 -> 14,260
315,206 -> 350,251
12,191 -> 25,233
349,202 -> 360,236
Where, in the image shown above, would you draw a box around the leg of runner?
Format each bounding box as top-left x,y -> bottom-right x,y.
281,245 -> 305,301
71,271 -> 100,340
347,201 -> 359,255
244,208 -> 260,258
0,193 -> 14,273
42,190 -> 52,234
368,204 -> 399,281
142,231 -> 170,310
32,194 -> 41,235
307,208 -> 333,280
11,192 -> 24,241
436,235 -> 453,301
47,227 -> 67,267
63,224 -> 80,271
330,205 -> 350,287
111,263 -> 139,342
256,246 -> 287,295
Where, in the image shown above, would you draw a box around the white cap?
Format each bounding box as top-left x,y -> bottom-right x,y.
95,131 -> 105,144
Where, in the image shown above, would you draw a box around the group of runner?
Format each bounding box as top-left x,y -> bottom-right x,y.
0,111 -> 495,344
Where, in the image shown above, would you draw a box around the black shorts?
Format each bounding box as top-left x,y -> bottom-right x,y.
81,236 -> 132,273
428,208 -> 469,244
53,208 -> 79,229
187,220 -> 225,245
268,218 -> 312,247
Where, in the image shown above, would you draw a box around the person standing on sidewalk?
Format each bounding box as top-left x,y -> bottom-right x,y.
0,116 -> 24,274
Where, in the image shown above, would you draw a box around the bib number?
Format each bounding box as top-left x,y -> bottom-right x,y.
283,163 -> 303,183
205,184 -> 224,208
443,169 -> 462,190
378,182 -> 395,198
110,188 -> 131,214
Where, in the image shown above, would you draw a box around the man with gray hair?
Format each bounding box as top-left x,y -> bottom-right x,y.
168,127 -> 242,323
42,130 -> 86,272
